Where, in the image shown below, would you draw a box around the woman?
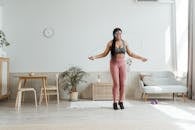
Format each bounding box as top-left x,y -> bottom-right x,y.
88,28 -> 147,110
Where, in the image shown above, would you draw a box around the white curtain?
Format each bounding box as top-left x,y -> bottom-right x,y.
175,0 -> 189,77
187,0 -> 195,99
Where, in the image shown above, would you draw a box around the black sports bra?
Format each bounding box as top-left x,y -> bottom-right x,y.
113,40 -> 126,54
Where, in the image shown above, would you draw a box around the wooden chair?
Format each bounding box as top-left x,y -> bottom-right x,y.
15,80 -> 37,111
39,74 -> 59,104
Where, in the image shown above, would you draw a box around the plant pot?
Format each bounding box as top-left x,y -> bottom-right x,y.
59,91 -> 69,100
69,91 -> 78,101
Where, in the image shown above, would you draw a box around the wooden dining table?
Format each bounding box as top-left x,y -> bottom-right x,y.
16,75 -> 48,106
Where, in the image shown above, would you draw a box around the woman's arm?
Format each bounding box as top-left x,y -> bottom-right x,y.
88,41 -> 112,60
125,42 -> 147,62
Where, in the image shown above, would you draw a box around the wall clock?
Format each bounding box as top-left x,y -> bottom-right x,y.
43,27 -> 55,38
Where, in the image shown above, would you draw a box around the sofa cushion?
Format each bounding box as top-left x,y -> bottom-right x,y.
140,71 -> 175,81
143,77 -> 181,86
150,71 -> 175,78
142,85 -> 187,93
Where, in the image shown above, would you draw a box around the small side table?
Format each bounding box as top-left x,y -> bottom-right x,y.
91,82 -> 113,100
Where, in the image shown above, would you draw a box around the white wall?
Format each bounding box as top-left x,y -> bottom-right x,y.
2,0 -> 173,72
0,0 -> 3,29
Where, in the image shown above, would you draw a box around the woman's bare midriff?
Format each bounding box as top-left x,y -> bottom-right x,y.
115,53 -> 125,59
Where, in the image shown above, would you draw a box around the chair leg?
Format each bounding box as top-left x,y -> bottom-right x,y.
33,90 -> 37,109
17,91 -> 22,112
39,89 -> 43,105
22,92 -> 25,103
15,92 -> 19,109
48,95 -> 50,103
22,79 -> 27,103
57,90 -> 60,104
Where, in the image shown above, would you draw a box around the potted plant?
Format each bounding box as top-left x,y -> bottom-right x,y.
60,66 -> 87,101
0,30 -> 10,57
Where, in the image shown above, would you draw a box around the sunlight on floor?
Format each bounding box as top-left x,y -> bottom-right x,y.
175,122 -> 195,130
187,107 -> 195,111
152,104 -> 195,130
152,104 -> 195,121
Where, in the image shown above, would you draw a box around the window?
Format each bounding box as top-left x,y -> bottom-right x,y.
175,0 -> 189,77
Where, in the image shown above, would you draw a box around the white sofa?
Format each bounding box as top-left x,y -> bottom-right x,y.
139,71 -> 187,101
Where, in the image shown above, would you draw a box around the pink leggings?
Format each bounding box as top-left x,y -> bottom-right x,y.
110,57 -> 126,103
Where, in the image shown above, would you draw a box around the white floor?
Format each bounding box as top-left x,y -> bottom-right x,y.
0,98 -> 195,130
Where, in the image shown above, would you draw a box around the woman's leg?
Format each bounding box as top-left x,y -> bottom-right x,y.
110,60 -> 119,103
119,60 -> 126,102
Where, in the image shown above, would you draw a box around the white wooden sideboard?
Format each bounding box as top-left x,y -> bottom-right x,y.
0,57 -> 9,100
91,82 -> 113,100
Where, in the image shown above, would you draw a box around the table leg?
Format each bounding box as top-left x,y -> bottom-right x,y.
42,78 -> 48,106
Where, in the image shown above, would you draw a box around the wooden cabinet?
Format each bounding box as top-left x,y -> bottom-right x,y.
0,57 -> 9,100
91,82 -> 113,100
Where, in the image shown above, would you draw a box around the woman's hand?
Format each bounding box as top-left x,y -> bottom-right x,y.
141,57 -> 147,62
88,41 -> 112,61
88,56 -> 95,60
